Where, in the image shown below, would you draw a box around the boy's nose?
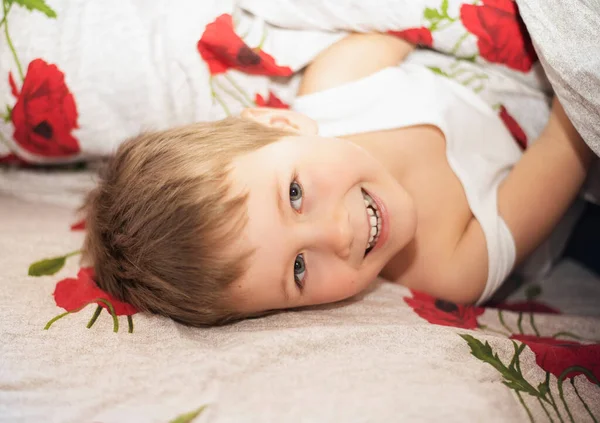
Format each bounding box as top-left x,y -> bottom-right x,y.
311,207 -> 353,260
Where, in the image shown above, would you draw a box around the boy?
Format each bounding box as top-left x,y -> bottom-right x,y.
84,34 -> 594,326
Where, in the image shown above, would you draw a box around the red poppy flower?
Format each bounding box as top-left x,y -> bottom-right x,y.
9,59 -> 80,158
388,27 -> 433,47
198,14 -> 293,77
499,105 -> 528,149
460,0 -> 537,72
70,219 -> 86,231
53,267 -> 137,315
255,91 -> 290,109
493,300 -> 560,314
404,290 -> 484,329
0,153 -> 29,165
511,335 -> 600,383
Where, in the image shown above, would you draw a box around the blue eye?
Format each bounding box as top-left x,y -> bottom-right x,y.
289,181 -> 303,211
294,253 -> 306,289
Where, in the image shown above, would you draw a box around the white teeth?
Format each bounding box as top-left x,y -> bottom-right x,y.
362,189 -> 382,253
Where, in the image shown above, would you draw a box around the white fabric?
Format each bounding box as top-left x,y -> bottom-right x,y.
3,165 -> 600,423
239,0 -> 552,93
292,63 -> 521,304
0,1 -> 341,163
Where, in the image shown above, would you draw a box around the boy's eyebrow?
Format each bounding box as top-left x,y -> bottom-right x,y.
276,178 -> 285,221
275,179 -> 291,304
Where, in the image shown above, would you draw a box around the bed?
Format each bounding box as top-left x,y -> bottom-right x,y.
1,1 -> 599,422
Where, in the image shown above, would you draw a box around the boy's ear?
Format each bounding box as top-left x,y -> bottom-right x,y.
241,108 -> 318,135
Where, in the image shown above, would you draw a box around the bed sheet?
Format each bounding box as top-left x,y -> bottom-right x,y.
1,169 -> 599,423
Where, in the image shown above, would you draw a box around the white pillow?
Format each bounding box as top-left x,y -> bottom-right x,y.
0,0 -> 339,164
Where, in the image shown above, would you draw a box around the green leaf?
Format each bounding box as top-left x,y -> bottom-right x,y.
169,405 -> 208,423
458,54 -> 478,63
3,105 -> 11,123
441,0 -> 449,15
460,334 -> 540,397
28,256 -> 66,276
423,7 -> 442,20
537,382 -> 548,397
13,0 -> 56,18
427,66 -> 449,77
525,284 -> 541,300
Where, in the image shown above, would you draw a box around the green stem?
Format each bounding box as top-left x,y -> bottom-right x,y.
559,366 -> 600,387
547,386 -> 565,423
571,378 -> 597,423
540,372 -> 553,405
2,0 -> 23,81
515,391 -> 535,423
210,80 -> 231,116
557,375 -> 575,423
551,331 -> 598,342
127,315 -> 134,333
44,298 -> 119,332
44,311 -> 71,330
538,397 -> 554,423
86,305 -> 102,328
255,24 -> 268,51
498,309 -> 512,333
237,28 -> 251,40
517,312 -> 524,334
461,73 -> 488,86
478,324 -> 509,337
530,312 -> 540,337
448,68 -> 470,78
64,250 -> 82,259
515,346 -> 523,376
508,341 -> 526,371
96,298 -> 119,333
435,20 -> 456,31
451,31 -> 470,55
552,331 -> 583,340
213,77 -> 252,107
224,74 -> 254,106
0,2 -> 8,29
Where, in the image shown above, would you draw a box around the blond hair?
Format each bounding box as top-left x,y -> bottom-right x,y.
83,117 -> 291,326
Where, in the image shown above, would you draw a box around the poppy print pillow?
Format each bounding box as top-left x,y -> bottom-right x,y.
0,0 -> 315,165
240,0 -> 541,75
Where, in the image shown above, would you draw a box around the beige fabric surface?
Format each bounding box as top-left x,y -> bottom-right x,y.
1,173 -> 599,423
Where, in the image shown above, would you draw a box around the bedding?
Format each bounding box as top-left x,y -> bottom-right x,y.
1,0 -> 553,165
2,2 -> 600,421
0,0 -> 340,164
515,0 -> 600,204
515,0 -> 600,158
1,170 -> 600,422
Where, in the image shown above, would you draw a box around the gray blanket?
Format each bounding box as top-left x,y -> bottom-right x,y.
517,0 -> 600,157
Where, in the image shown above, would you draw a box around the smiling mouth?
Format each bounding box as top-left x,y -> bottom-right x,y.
361,189 -> 381,256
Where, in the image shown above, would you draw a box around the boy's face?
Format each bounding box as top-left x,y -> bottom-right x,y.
226,111 -> 417,314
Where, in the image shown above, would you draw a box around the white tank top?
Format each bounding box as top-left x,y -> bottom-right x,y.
292,64 -> 523,304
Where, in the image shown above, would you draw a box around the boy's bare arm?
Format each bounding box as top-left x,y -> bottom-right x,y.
298,33 -> 415,96
436,97 -> 595,304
